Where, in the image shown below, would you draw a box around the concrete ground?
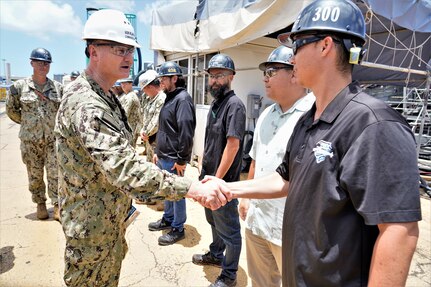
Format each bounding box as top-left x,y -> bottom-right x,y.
0,101 -> 430,287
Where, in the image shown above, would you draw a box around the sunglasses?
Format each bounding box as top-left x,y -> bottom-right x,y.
292,36 -> 324,55
292,35 -> 342,55
92,43 -> 135,57
263,67 -> 292,78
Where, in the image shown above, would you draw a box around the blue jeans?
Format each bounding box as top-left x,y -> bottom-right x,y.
157,158 -> 186,231
205,199 -> 242,280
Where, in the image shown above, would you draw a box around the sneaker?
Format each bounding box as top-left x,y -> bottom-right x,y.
158,228 -> 185,246
36,203 -> 49,220
192,252 -> 222,268
148,218 -> 172,231
53,204 -> 60,222
210,275 -> 237,287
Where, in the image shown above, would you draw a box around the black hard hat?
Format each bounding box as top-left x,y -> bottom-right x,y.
157,61 -> 183,77
259,46 -> 294,71
278,0 -> 366,47
71,71 -> 80,78
207,54 -> 235,74
30,48 -> 52,63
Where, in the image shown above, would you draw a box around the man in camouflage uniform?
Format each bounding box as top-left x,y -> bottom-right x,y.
118,77 -> 143,147
55,9 -> 227,287
6,47 -> 63,221
139,69 -> 166,162
135,70 -> 167,206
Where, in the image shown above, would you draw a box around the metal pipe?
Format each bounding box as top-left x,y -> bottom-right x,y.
360,61 -> 428,76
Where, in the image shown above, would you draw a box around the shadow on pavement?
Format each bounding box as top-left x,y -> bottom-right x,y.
0,246 -> 15,274
202,265 -> 249,287
24,207 -> 57,222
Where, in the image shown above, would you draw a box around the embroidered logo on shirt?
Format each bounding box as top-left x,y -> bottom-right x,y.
312,140 -> 334,163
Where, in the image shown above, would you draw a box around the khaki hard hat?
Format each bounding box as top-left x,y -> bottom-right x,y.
118,77 -> 133,83
83,9 -> 140,48
139,70 -> 158,89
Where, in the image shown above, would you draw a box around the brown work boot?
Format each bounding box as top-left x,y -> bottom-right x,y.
36,203 -> 49,220
53,204 -> 60,222
156,201 -> 165,211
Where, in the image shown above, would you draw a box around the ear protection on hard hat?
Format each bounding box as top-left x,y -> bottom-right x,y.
277,0 -> 366,63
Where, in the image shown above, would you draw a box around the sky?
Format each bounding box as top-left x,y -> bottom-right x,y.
0,0 -> 183,79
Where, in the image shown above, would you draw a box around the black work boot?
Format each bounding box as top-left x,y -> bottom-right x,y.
192,251 -> 222,268
148,217 -> 172,231
158,228 -> 185,246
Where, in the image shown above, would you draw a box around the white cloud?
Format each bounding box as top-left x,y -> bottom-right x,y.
1,1 -> 83,41
86,0 -> 136,13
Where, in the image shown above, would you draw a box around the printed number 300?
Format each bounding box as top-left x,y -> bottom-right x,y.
312,7 -> 340,22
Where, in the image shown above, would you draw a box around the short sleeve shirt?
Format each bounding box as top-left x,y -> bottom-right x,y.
276,82 -> 421,287
245,93 -> 314,246
201,90 -> 246,182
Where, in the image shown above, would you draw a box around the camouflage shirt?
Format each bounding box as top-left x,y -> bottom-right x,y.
6,76 -> 63,142
141,90 -> 166,136
55,72 -> 191,244
118,90 -> 143,141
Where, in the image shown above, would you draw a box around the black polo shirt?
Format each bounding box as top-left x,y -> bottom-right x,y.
276,82 -> 421,287
200,90 -> 246,182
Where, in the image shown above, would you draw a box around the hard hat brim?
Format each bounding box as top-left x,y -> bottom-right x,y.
258,61 -> 293,71
277,32 -> 294,47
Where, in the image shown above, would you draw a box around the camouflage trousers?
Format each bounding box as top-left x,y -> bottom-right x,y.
145,140 -> 156,162
20,139 -> 58,205
64,234 -> 128,287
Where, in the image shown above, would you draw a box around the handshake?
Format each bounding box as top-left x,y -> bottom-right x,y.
186,176 -> 233,210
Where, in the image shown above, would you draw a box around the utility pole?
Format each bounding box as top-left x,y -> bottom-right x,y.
2,59 -> 5,82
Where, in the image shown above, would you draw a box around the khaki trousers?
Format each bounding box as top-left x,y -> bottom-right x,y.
245,228 -> 282,287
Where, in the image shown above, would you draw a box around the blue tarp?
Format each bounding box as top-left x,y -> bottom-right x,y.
365,0 -> 431,33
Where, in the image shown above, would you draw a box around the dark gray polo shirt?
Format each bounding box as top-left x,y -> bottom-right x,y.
276,82 -> 421,287
200,90 -> 246,182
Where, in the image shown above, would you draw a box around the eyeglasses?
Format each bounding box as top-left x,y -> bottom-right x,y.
292,36 -> 324,55
292,35 -> 342,55
208,73 -> 230,80
32,61 -> 50,67
93,43 -> 135,57
263,67 -> 292,78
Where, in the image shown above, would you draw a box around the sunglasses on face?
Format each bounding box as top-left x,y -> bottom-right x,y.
292,35 -> 342,55
263,66 -> 292,78
292,36 -> 325,55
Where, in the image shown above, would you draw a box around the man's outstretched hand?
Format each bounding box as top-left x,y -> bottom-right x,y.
186,177 -> 232,210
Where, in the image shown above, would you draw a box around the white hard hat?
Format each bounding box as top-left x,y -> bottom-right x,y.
118,77 -> 133,83
83,9 -> 140,48
139,70 -> 158,89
